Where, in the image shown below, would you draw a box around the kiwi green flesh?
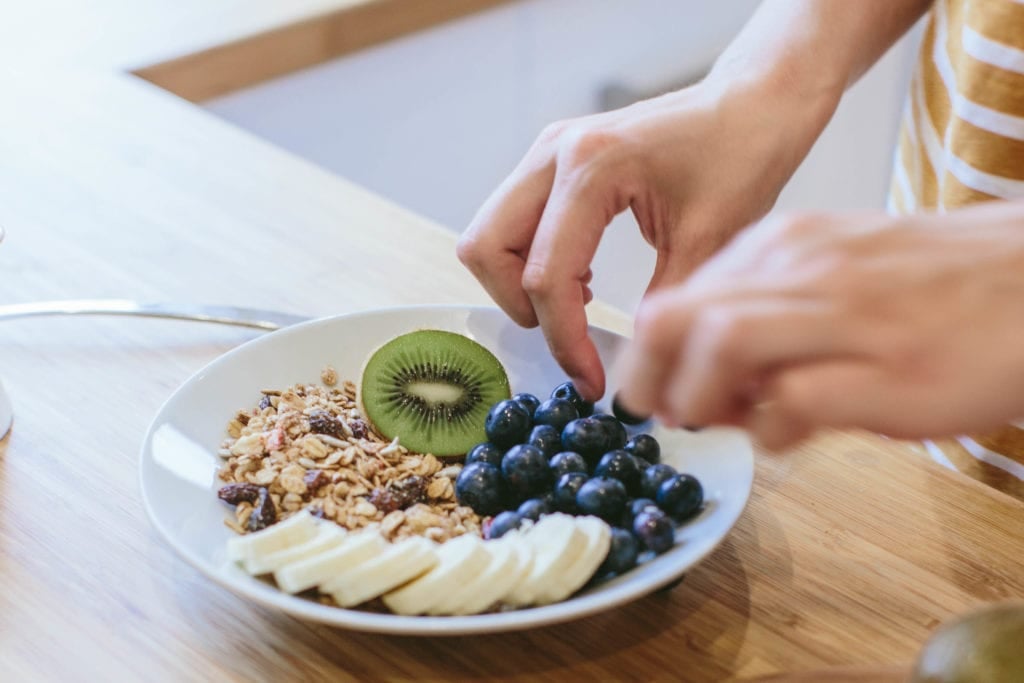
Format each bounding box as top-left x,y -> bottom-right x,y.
360,329 -> 511,457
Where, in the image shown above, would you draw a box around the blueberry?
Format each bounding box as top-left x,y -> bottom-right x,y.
455,462 -> 506,516
501,444 -> 552,499
598,528 -> 640,576
575,476 -> 628,524
656,474 -> 704,520
621,497 -> 660,529
517,496 -> 553,522
533,398 -> 579,432
593,449 -> 642,495
624,433 -> 661,466
526,424 -> 561,460
611,393 -> 649,426
512,392 -> 541,419
553,472 -> 588,513
466,442 -> 504,469
633,508 -> 675,554
484,399 -> 532,448
592,413 -> 628,450
640,463 -> 678,500
552,381 -> 594,417
562,417 -> 611,465
549,451 -> 588,478
487,510 -> 524,539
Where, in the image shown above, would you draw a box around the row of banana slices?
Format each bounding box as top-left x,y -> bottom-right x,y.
227,509 -> 613,615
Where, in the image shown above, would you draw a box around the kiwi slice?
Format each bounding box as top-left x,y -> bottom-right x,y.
359,329 -> 511,456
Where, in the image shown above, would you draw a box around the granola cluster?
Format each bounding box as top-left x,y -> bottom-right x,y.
216,376 -> 481,543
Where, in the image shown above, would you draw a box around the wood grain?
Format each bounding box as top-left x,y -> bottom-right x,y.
134,0 -> 518,102
2,4 -> 1024,681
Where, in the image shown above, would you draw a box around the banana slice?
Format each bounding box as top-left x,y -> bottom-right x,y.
274,528 -> 386,595
505,513 -> 587,607
243,523 -> 347,576
534,515 -> 611,604
382,534 -> 490,615
323,536 -> 439,608
226,510 -> 318,565
441,533 -> 534,616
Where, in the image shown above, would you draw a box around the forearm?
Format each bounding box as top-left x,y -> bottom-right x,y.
710,0 -> 932,97
688,1 -> 932,215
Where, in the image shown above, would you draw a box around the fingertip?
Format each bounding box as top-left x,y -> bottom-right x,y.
575,373 -> 605,403
571,354 -> 605,402
564,339 -> 606,402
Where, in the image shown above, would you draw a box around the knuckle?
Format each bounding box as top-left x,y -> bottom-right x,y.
455,234 -> 482,270
535,119 -> 572,147
558,127 -> 624,170
520,261 -> 552,298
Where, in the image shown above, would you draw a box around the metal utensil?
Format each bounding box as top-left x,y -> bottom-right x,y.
0,300 -> 309,439
0,299 -> 311,331
0,378 -> 11,439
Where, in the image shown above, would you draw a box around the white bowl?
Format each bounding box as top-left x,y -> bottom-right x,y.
139,305 -> 754,635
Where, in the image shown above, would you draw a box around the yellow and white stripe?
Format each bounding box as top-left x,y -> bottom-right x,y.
888,0 -> 1024,499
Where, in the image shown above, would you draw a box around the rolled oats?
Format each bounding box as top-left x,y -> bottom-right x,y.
252,468 -> 277,486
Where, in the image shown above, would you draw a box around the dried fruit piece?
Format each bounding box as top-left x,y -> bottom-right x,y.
308,410 -> 344,438
348,418 -> 369,440
368,475 -> 427,513
247,488 -> 278,531
217,483 -> 261,505
303,469 -> 330,496
258,394 -> 273,411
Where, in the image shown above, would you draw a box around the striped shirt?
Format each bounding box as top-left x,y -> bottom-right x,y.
889,0 -> 1024,500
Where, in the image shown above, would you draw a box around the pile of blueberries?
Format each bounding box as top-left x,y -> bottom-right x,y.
454,382 -> 704,578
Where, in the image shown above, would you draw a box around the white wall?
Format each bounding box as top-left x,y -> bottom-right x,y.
207,1 -> 919,313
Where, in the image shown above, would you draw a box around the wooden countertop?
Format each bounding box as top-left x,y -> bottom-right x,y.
2,3 -> 1023,681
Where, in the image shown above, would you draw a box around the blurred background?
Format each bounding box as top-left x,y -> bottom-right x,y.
206,0 -> 922,313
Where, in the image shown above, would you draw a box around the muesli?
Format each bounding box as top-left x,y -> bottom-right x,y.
216,376 -> 481,544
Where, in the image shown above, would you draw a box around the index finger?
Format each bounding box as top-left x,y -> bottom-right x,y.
522,169 -> 623,401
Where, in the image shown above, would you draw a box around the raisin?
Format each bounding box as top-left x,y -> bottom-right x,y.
369,475 -> 426,513
258,394 -> 273,411
247,488 -> 277,531
348,418 -> 369,440
393,475 -> 427,504
368,488 -> 401,514
235,411 -> 250,426
303,469 -> 330,496
308,410 -> 344,438
217,483 -> 261,505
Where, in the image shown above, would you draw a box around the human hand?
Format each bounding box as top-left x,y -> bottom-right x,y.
457,79 -> 835,401
616,203 -> 1024,449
